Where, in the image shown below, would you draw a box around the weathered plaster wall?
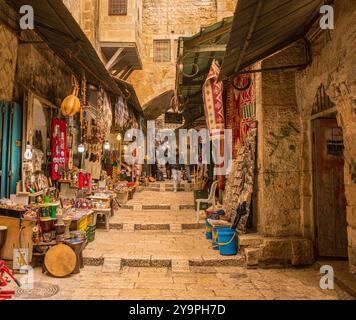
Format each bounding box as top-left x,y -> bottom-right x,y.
128,0 -> 237,108
295,0 -> 356,272
256,43 -> 306,237
0,1 -> 18,101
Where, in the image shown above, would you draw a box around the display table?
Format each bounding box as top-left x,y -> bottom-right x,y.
87,195 -> 114,217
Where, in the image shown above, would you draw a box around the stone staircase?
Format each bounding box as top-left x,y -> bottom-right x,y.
84,190 -> 246,272
141,181 -> 193,192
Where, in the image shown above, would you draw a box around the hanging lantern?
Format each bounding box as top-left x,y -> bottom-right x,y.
78,143 -> 85,153
104,140 -> 110,151
24,142 -> 33,160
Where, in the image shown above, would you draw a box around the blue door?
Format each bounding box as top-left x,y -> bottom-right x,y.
0,102 -> 22,198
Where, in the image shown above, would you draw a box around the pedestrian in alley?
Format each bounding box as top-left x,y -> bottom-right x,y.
171,149 -> 183,192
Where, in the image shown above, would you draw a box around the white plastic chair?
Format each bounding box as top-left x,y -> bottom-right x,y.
196,181 -> 218,222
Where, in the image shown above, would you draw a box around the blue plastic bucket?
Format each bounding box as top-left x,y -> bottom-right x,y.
217,227 -> 237,255
212,226 -> 223,250
205,219 -> 212,240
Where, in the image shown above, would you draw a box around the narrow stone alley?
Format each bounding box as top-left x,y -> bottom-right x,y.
10,185 -> 354,300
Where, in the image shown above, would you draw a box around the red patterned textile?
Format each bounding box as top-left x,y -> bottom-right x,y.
202,59 -> 225,140
226,75 -> 256,159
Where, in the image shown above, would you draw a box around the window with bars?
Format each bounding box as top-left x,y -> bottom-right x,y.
153,40 -> 171,62
109,0 -> 127,15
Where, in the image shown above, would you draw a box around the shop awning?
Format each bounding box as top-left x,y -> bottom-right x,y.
6,0 -> 123,96
143,90 -> 175,120
220,0 -> 324,79
176,17 -> 233,127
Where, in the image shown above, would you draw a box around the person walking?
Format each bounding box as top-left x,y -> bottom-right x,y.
171,150 -> 183,192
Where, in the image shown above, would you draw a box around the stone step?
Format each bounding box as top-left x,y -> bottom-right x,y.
83,255 -> 246,269
96,222 -> 205,232
120,203 -> 195,211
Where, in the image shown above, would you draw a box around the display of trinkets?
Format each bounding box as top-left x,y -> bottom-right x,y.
223,128 -> 257,234
51,118 -> 68,181
39,204 -> 50,218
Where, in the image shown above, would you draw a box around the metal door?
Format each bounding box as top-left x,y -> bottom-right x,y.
313,118 -> 348,258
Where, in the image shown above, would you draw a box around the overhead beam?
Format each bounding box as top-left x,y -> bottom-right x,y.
122,66 -> 134,80
105,47 -> 124,71
120,65 -> 133,80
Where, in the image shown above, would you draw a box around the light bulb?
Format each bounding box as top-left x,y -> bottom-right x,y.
104,141 -> 110,150
124,145 -> 128,151
117,133 -> 122,141
24,142 -> 33,160
78,143 -> 85,153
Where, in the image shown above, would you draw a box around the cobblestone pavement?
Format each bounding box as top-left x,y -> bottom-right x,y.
10,190 -> 354,300
11,265 -> 353,300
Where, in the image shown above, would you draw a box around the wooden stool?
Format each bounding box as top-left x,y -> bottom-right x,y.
93,208 -> 111,231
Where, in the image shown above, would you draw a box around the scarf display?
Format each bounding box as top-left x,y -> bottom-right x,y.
115,96 -> 130,130
223,74 -> 257,233
202,59 -> 225,140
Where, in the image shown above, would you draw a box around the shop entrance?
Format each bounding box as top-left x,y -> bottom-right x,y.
312,118 -> 348,258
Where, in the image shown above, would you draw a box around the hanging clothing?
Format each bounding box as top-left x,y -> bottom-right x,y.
202,59 -> 225,141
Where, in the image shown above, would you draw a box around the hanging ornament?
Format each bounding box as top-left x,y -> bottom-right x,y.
24,142 -> 33,160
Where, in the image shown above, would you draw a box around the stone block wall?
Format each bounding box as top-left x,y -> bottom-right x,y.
14,42 -> 73,106
98,0 -> 142,45
295,0 -> 356,272
217,0 -> 238,20
255,42 -> 306,238
63,0 -> 103,59
128,0 -> 236,108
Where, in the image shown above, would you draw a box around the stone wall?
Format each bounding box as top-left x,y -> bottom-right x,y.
128,0 -> 237,108
14,42 -> 73,106
255,42 -> 306,237
217,0 -> 238,20
63,0 -> 103,58
295,0 -> 356,272
0,1 -> 18,101
98,0 -> 142,45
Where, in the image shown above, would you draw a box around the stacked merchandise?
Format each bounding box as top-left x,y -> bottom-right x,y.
223,129 -> 257,233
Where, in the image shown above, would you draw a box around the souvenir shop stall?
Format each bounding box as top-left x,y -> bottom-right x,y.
200,61 -> 257,256
0,75 -> 141,277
